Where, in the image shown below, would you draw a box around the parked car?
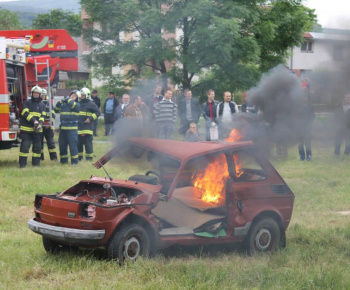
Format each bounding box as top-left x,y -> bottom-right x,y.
28,138 -> 294,264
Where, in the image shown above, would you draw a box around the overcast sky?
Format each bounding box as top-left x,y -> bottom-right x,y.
0,0 -> 349,29
306,0 -> 350,29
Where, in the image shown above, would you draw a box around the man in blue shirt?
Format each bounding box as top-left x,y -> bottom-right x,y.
103,91 -> 119,136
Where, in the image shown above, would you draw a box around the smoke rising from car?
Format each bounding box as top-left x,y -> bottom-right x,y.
233,64 -> 308,153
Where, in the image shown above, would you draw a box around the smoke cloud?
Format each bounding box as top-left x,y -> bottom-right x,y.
233,65 -> 308,154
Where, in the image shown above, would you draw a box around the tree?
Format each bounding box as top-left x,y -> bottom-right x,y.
254,0 -> 316,72
32,9 -> 82,37
0,7 -> 24,30
81,0 -> 315,95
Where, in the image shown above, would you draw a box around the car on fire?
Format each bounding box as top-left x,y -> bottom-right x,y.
28,138 -> 294,264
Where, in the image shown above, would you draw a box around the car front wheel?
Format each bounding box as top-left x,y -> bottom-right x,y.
245,218 -> 281,255
107,223 -> 150,265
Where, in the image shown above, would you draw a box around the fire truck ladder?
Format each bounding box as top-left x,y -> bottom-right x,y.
33,59 -> 53,127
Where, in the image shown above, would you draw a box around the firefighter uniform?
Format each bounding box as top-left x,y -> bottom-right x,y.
19,88 -> 46,168
78,89 -> 100,161
41,98 -> 57,161
55,93 -> 80,164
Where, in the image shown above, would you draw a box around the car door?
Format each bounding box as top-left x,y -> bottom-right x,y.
225,150 -> 269,239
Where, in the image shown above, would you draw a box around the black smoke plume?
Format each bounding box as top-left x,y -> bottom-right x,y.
234,65 -> 308,154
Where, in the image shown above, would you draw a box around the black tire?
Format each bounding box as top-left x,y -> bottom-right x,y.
245,218 -> 281,255
107,223 -> 150,265
42,237 -> 79,253
42,237 -> 61,253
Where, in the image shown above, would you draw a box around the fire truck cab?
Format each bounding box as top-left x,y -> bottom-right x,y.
0,37 -> 30,150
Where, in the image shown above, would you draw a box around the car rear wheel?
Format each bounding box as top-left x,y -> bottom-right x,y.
245,218 -> 281,255
42,237 -> 61,253
107,223 -> 150,265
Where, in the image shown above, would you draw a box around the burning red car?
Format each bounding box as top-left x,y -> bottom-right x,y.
28,138 -> 294,263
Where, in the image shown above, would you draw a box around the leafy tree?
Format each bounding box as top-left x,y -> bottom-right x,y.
0,7 -> 24,30
81,0 -> 315,95
32,9 -> 82,37
254,0 -> 316,72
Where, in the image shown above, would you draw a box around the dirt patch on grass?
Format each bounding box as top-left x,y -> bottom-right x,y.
24,266 -> 49,280
337,211 -> 350,215
14,206 -> 33,220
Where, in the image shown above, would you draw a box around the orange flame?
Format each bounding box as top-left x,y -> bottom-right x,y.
192,155 -> 228,204
225,128 -> 242,142
227,128 -> 244,177
192,129 -> 244,204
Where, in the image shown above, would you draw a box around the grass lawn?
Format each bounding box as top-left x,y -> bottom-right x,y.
0,120 -> 349,289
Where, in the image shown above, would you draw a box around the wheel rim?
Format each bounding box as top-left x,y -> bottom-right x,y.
255,228 -> 271,251
123,237 -> 141,260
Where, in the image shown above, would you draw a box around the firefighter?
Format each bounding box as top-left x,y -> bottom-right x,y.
19,85 -> 46,168
54,90 -> 81,165
40,89 -> 57,161
78,87 -> 100,161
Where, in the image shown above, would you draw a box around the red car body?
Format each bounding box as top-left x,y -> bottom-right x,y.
28,138 -> 294,263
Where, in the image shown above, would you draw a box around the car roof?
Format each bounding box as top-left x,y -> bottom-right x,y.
94,138 -> 254,168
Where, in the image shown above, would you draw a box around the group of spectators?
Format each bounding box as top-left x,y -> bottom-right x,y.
95,84 -> 350,161
92,86 -> 250,143
19,82 -> 350,168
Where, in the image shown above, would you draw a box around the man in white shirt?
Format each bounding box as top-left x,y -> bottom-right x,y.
216,91 -> 239,139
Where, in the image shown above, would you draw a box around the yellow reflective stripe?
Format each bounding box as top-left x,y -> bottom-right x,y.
42,111 -> 47,116
22,108 -> 29,115
60,155 -> 69,158
78,130 -> 93,135
61,126 -> 78,130
68,99 -> 73,103
49,149 -> 56,153
79,112 -> 94,116
32,153 -> 41,158
39,117 -> 44,122
19,152 -> 29,157
26,114 -> 33,121
86,153 -> 94,157
61,112 -> 79,116
71,155 -> 79,159
71,102 -> 76,109
20,126 -> 34,132
78,153 -> 83,156
31,112 -> 41,117
92,113 -> 97,120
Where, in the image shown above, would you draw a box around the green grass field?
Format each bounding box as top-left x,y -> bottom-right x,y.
1,122 -> 350,289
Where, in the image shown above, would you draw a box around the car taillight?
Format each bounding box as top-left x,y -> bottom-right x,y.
80,203 -> 96,219
35,196 -> 43,210
9,133 -> 16,139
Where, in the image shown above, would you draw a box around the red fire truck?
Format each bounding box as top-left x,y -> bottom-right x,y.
0,30 -> 78,150
1,29 -> 78,91
0,37 -> 30,149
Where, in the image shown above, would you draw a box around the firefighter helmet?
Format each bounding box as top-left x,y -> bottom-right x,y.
70,89 -> 81,100
31,85 -> 42,97
80,87 -> 91,99
41,89 -> 48,99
